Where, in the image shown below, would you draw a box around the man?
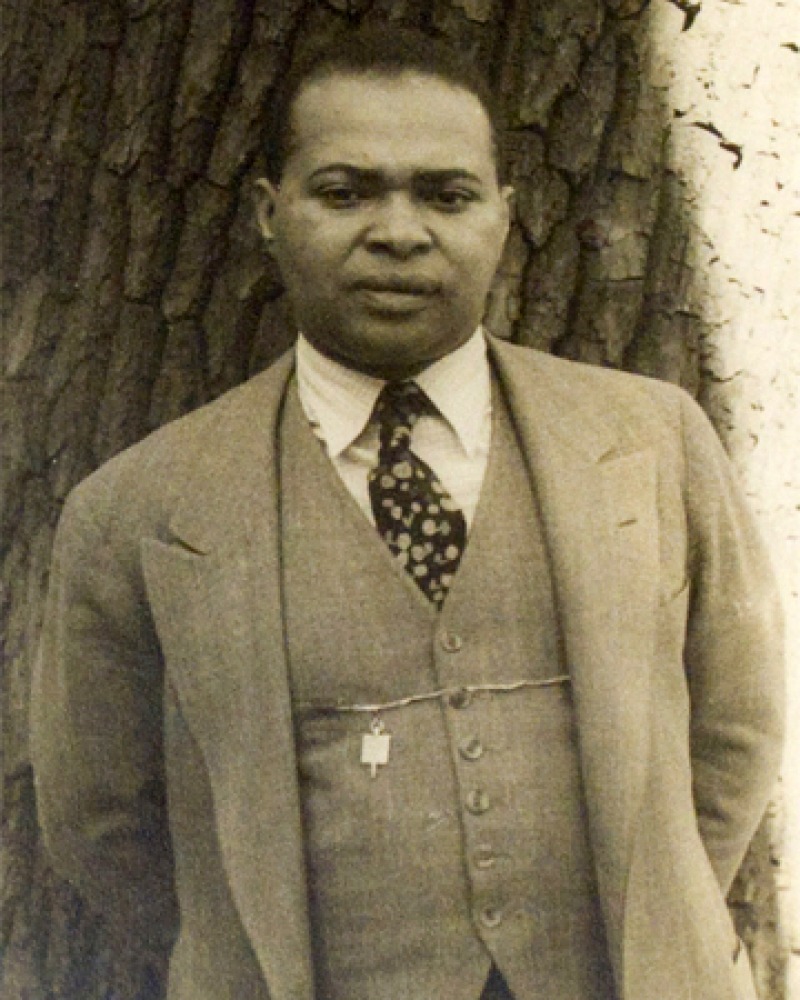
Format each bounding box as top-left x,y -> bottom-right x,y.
32,26 -> 784,1000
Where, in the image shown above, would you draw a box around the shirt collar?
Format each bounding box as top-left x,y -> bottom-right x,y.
295,328 -> 491,459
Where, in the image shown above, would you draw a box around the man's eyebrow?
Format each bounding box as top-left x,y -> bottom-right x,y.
308,164 -> 485,185
415,170 -> 484,185
309,164 -> 381,181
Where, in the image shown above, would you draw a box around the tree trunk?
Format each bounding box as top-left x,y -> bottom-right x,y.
2,1 -> 792,996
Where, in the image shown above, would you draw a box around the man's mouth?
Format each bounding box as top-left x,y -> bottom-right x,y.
350,276 -> 441,295
348,276 -> 441,314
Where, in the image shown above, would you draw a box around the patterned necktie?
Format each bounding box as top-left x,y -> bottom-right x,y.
368,381 -> 467,604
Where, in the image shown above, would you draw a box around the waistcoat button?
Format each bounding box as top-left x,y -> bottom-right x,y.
440,631 -> 463,652
465,789 -> 490,814
449,688 -> 472,709
479,905 -> 503,929
473,846 -> 496,869
459,737 -> 484,761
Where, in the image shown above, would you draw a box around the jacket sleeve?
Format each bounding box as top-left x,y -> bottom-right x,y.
679,391 -> 785,894
30,476 -> 179,949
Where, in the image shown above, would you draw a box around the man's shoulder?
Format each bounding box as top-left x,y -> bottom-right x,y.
490,337 -> 691,431
66,350 -> 295,519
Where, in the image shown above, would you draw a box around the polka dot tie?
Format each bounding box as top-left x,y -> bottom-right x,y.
368,381 -> 467,605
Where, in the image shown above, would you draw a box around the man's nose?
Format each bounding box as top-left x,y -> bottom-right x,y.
364,194 -> 434,256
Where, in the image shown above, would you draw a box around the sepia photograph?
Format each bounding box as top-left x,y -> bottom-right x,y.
2,1 -> 798,998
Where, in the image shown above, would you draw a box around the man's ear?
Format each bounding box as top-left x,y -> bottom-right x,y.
254,178 -> 279,240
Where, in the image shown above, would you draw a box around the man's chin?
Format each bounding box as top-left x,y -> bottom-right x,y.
303,316 -> 474,380
328,340 -> 445,380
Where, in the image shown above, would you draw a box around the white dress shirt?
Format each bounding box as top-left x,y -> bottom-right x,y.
295,329 -> 493,529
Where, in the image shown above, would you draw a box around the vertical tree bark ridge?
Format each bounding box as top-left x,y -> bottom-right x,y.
625,168 -> 706,393
112,1 -> 195,304
556,20 -> 669,367
729,801 -> 788,1000
39,7 -> 122,292
548,30 -> 618,183
206,3 -> 307,187
168,0 -> 254,187
499,0 -> 606,129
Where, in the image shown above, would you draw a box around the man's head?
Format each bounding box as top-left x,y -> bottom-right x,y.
256,27 -> 513,380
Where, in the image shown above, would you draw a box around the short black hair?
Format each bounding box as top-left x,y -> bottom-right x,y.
264,25 -> 503,183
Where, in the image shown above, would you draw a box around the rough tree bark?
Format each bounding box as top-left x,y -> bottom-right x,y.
1,0 -> 790,997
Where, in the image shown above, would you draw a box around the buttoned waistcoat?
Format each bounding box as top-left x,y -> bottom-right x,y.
31,337 -> 785,1000
281,380 -> 614,999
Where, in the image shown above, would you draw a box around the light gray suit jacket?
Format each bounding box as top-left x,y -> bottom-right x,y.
31,338 -> 784,1000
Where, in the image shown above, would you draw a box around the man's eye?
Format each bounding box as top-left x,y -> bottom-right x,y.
318,187 -> 364,207
426,188 -> 477,211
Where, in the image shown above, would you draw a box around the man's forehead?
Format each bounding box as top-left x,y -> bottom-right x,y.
285,72 -> 496,171
292,72 -> 490,134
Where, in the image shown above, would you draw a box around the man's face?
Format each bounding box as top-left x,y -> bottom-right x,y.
256,71 -> 513,380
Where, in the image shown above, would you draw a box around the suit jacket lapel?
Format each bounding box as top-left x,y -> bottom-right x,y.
142,351 -> 316,1000
144,337 -> 660,996
490,338 -> 659,976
